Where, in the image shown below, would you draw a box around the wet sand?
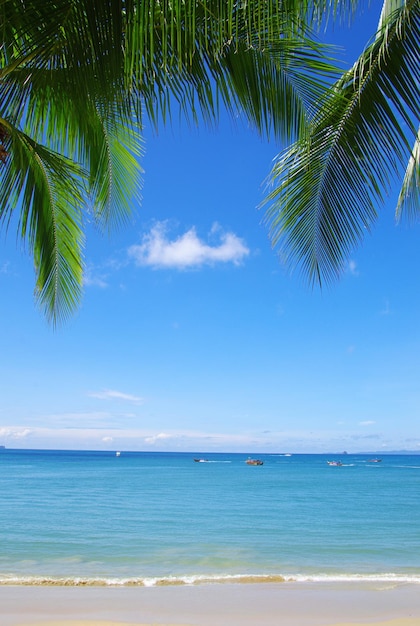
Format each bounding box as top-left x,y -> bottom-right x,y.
1,582 -> 420,626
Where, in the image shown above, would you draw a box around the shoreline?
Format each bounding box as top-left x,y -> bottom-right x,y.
1,572 -> 419,586
1,581 -> 420,626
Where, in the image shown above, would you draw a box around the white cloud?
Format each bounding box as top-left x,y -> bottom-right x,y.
88,389 -> 143,404
0,427 -> 32,439
0,424 -> 412,453
83,266 -> 109,288
347,260 -> 359,276
359,420 -> 376,426
128,221 -> 250,269
144,432 -> 176,445
380,299 -> 392,316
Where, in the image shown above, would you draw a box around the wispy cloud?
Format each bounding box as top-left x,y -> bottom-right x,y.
144,432 -> 176,444
128,221 -> 250,269
380,299 -> 392,316
88,389 -> 144,404
347,260 -> 359,277
0,427 -> 32,439
358,420 -> 376,426
83,264 -> 109,289
0,424 -> 408,453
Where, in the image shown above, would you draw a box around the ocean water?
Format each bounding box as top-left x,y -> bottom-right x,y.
0,449 -> 419,586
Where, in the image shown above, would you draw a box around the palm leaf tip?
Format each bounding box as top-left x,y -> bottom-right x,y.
396,128 -> 420,223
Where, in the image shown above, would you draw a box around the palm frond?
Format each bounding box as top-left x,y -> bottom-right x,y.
0,122 -> 85,325
264,0 -> 420,285
396,127 -> 420,223
0,65 -> 144,314
211,37 -> 338,142
0,0 -> 360,321
127,0 -> 341,139
87,107 -> 145,232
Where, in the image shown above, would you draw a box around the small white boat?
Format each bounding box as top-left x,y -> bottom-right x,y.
115,451 -> 121,457
327,460 -> 342,466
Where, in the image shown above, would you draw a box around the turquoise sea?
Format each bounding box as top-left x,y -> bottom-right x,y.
1,449 -> 419,586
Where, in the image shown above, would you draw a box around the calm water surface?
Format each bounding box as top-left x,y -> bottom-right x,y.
0,449 -> 419,585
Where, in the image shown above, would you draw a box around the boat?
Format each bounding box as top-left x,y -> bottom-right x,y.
246,458 -> 264,466
115,451 -> 121,457
368,458 -> 382,463
194,458 -> 209,463
327,460 -> 343,466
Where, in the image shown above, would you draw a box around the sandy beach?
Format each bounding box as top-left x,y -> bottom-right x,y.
1,582 -> 420,626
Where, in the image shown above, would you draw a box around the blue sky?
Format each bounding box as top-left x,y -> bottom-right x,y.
1,1 -> 419,454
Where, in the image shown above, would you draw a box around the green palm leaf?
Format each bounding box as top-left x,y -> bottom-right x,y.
0,121 -> 85,323
396,128 -> 420,222
1,0 -> 356,321
264,0 -> 419,285
0,65 -> 144,323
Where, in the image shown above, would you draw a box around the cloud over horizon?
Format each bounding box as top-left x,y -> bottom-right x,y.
128,221 -> 250,270
88,389 -> 144,404
1,423 -> 417,453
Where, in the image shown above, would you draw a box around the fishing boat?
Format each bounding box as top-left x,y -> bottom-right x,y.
327,460 -> 343,466
194,458 -> 209,463
246,458 -> 264,466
